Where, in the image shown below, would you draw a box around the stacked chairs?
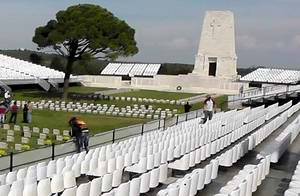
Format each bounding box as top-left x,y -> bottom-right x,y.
101,63 -> 161,77
143,64 -> 161,76
101,63 -> 122,75
129,63 -> 148,76
284,160 -> 300,196
215,156 -> 271,196
240,68 -> 300,84
0,54 -> 66,80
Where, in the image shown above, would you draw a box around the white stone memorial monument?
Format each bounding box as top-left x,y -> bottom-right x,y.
193,11 -> 237,78
79,10 -> 246,94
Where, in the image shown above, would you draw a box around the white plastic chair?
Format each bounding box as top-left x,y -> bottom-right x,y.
102,173 -> 113,192
149,168 -> 160,188
47,160 -> 56,178
37,178 -> 51,196
76,182 -> 90,196
129,177 -> 141,196
112,169 -> 122,188
63,170 -> 76,189
51,174 -> 64,194
190,169 -> 199,196
61,187 -> 77,196
178,176 -> 191,196
89,177 -> 102,196
23,182 -> 38,196
140,172 -> 150,193
37,166 -> 47,181
6,171 -> 17,185
17,168 -> 27,181
0,184 -> 10,196
197,168 -> 206,190
115,181 -> 130,196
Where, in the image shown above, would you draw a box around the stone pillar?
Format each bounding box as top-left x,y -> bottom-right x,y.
193,11 -> 237,79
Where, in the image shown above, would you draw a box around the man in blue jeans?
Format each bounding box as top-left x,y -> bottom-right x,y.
69,117 -> 90,152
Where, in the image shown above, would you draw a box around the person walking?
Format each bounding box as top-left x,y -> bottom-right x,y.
76,118 -> 89,152
27,101 -> 33,123
4,91 -> 11,109
69,117 -> 89,153
23,102 -> 29,123
184,101 -> 192,113
0,102 -> 6,124
9,101 -> 18,124
203,95 -> 216,123
69,117 -> 82,153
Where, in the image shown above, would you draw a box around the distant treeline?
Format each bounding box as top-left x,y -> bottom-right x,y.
0,49 -> 259,76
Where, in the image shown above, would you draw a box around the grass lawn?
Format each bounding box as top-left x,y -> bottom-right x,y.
11,87 -> 227,113
10,88 -> 196,113
5,110 -> 149,135
0,110 -> 149,154
112,90 -> 201,100
65,86 -> 112,93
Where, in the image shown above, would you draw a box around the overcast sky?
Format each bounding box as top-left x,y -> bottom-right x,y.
0,0 -> 300,69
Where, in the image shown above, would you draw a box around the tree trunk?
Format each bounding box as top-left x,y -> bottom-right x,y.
62,58 -> 74,100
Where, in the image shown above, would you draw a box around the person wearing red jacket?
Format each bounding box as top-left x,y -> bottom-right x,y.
0,102 -> 6,124
9,101 -> 18,124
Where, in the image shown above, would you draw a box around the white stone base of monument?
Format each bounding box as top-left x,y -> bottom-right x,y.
78,75 -> 247,95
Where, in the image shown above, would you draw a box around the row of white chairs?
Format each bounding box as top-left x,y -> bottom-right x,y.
101,63 -> 122,75
285,160 -> 300,196
156,103 -> 292,196
0,108 -> 244,187
156,101 -> 298,196
0,162 -> 168,196
0,67 -> 35,80
0,54 -> 67,79
157,116 -> 267,196
269,112 -> 300,163
215,156 -> 271,196
240,68 -> 300,84
157,159 -> 219,196
0,103 -> 288,196
266,101 -> 292,120
101,63 -> 161,76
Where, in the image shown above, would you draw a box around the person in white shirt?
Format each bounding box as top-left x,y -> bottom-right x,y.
203,95 -> 215,123
4,91 -> 10,99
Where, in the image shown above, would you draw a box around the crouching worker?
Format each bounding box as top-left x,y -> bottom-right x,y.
69,117 -> 90,153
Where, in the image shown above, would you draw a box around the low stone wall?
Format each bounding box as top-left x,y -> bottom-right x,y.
79,74 -> 247,95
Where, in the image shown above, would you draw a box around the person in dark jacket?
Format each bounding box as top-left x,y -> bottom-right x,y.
69,117 -> 82,153
69,117 -> 89,153
23,103 -> 29,123
9,101 -> 18,124
184,102 -> 192,113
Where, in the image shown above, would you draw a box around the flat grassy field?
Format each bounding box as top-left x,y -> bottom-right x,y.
0,110 -> 149,153
112,90 -> 200,100
10,87 -> 203,113
11,87 -> 227,113
2,110 -> 149,135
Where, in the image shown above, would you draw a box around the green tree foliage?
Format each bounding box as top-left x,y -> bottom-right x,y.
50,56 -> 65,72
29,53 -> 43,65
159,63 -> 194,75
32,4 -> 138,98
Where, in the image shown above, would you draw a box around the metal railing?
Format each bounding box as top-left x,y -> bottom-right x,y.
228,84 -> 300,102
0,109 -> 204,173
